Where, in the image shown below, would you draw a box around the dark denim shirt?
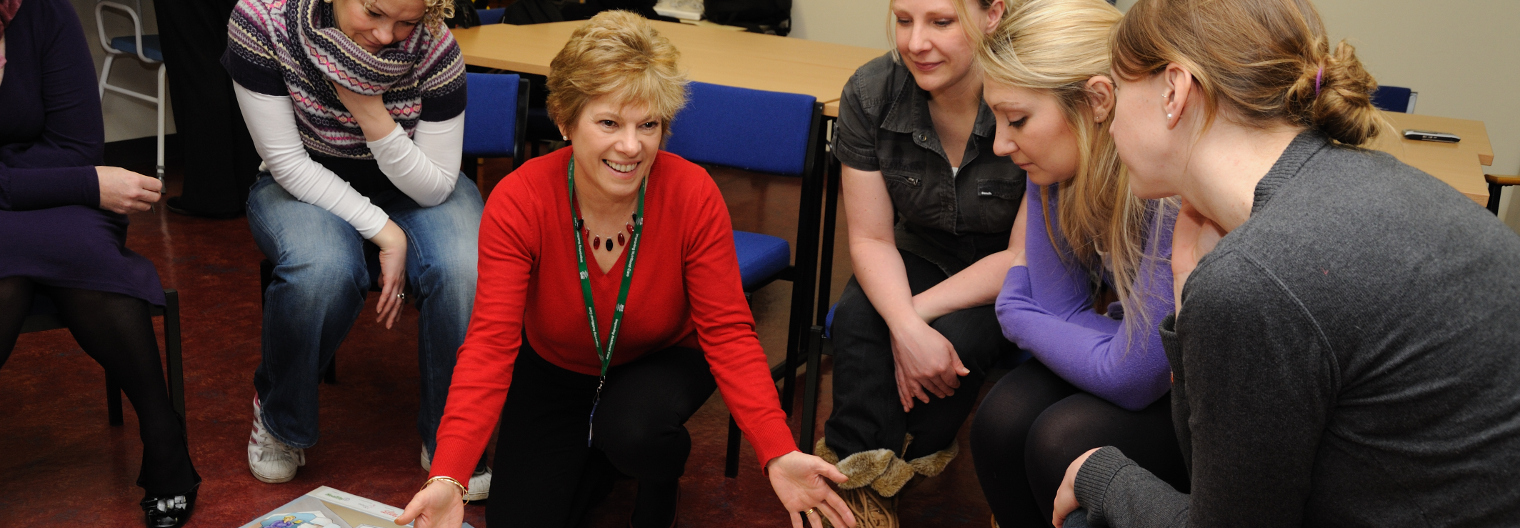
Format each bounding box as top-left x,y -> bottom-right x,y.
833,54 -> 1026,274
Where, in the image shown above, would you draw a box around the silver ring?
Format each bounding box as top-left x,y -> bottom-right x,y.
396,292 -> 406,300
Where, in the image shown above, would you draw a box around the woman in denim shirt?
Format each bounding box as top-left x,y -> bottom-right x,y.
816,0 -> 1027,524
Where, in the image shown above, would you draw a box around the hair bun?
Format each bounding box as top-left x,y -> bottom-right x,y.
1305,41 -> 1384,146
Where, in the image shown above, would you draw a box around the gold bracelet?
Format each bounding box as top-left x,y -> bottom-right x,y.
423,476 -> 469,504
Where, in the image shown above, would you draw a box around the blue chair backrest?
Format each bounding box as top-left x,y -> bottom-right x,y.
664,82 -> 817,176
1372,85 -> 1414,113
463,72 -> 522,158
478,7 -> 506,25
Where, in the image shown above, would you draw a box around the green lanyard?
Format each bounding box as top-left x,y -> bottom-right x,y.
568,158 -> 646,446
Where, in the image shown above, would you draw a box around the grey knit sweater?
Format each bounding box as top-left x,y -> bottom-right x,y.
1073,133 -> 1520,527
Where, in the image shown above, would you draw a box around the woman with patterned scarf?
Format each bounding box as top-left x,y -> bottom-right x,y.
222,0 -> 490,497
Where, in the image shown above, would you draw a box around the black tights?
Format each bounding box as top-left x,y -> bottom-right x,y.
970,360 -> 1188,527
0,277 -> 200,496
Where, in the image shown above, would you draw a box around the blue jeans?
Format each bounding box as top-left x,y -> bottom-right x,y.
247,172 -> 482,452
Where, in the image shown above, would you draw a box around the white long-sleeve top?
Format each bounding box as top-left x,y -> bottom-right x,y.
234,82 -> 464,238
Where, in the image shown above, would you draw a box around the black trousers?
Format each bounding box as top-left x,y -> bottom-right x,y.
824,250 -> 1019,461
153,0 -> 261,214
486,340 -> 717,527
969,360 -> 1188,527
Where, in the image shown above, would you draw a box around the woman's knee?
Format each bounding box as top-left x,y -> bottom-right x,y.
596,420 -> 690,479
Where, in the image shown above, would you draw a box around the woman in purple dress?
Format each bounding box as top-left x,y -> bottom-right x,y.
0,0 -> 199,525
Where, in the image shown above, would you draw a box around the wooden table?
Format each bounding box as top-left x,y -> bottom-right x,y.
451,21 -> 882,117
1372,112 -> 1494,205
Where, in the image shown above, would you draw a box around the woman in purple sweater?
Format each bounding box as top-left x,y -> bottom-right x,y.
0,0 -> 198,526
966,1 -> 1185,526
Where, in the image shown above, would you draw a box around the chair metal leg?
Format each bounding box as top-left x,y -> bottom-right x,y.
724,416 -> 741,478
155,64 -> 166,181
799,325 -> 824,455
99,55 -> 115,99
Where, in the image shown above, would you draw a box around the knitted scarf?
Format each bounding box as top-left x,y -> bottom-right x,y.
225,0 -> 464,159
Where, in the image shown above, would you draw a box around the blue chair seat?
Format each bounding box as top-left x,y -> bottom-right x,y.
1372,85 -> 1414,113
478,7 -> 506,24
733,230 -> 790,291
109,34 -> 163,62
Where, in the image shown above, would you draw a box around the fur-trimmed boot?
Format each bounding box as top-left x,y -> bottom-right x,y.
815,436 -> 960,527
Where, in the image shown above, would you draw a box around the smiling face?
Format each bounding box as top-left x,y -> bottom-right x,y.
564,95 -> 663,202
1109,73 -> 1178,199
985,81 -> 1080,186
892,0 -> 995,96
332,0 -> 425,55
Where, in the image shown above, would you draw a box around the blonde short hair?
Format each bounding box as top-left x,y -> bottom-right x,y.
420,0 -> 453,26
547,11 -> 689,136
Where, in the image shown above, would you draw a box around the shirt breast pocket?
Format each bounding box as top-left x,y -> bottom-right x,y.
969,178 -> 1024,230
879,160 -> 928,213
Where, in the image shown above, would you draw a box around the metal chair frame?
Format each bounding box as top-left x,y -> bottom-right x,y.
95,0 -> 167,181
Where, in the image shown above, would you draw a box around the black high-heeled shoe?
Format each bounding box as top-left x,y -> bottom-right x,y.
141,488 -> 197,528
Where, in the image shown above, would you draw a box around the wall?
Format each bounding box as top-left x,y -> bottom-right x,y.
789,0 -> 890,51
69,0 -> 175,143
797,0 -> 1520,230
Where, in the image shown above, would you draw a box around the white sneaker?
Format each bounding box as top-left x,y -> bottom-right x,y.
465,467 -> 491,502
248,396 -> 305,484
421,444 -> 491,501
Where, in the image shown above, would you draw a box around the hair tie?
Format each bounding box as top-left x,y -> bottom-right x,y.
1314,65 -> 1324,97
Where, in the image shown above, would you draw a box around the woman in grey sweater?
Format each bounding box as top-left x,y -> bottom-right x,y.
1050,0 -> 1520,526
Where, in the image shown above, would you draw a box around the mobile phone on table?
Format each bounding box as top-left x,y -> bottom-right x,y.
1402,129 -> 1461,143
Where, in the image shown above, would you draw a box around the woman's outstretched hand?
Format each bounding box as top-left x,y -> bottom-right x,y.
394,480 -> 464,528
96,166 -> 161,214
1170,198 -> 1224,313
768,451 -> 856,528
371,219 -> 408,328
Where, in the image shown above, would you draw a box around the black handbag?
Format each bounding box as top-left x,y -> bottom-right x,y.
445,0 -> 482,28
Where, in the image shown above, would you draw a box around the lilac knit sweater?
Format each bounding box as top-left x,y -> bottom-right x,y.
995,181 -> 1174,411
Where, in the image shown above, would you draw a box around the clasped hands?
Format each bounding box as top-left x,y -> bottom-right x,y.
890,297 -> 969,413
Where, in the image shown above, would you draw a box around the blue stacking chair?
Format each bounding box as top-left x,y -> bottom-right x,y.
477,7 -> 506,25
463,72 -> 530,177
259,72 -> 529,382
1372,85 -> 1417,113
664,81 -> 827,477
95,0 -> 166,181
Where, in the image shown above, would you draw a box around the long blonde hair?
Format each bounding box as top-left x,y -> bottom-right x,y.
1111,0 -> 1386,146
978,0 -> 1166,337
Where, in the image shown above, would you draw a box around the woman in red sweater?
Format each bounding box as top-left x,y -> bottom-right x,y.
395,11 -> 854,528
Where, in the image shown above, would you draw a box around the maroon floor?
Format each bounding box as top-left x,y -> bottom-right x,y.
0,158 -> 1001,527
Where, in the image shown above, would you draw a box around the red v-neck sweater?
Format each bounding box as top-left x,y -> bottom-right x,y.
430,147 -> 796,484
